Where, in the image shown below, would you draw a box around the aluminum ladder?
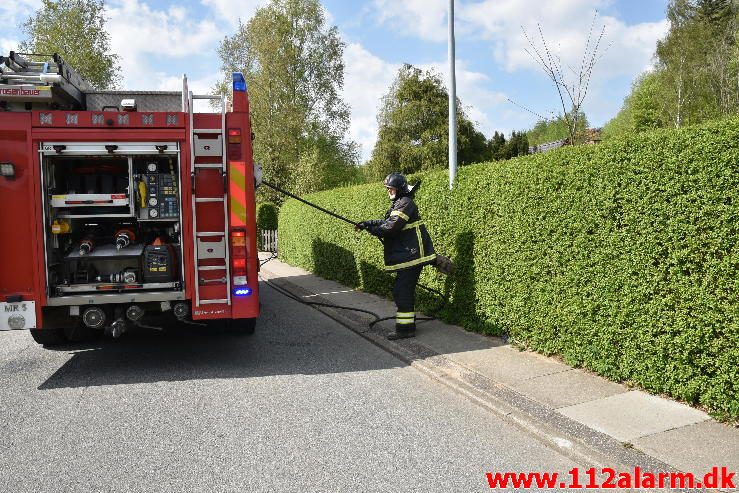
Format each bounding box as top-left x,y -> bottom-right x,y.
188,92 -> 231,307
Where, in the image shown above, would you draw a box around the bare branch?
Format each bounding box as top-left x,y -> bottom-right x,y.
535,24 -> 569,123
506,98 -> 556,121
517,13 -> 608,144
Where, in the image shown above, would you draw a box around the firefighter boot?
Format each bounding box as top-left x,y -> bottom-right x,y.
387,324 -> 415,340
387,312 -> 416,341
388,311 -> 416,340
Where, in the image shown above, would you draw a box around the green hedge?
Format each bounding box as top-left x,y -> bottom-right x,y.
256,202 -> 279,230
279,118 -> 739,420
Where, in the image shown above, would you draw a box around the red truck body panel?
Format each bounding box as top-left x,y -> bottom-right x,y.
0,113 -> 43,324
0,98 -> 260,329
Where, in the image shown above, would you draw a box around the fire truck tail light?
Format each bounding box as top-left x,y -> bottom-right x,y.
228,129 -> 242,143
231,229 -> 248,285
228,128 -> 243,161
231,231 -> 246,247
232,258 -> 246,273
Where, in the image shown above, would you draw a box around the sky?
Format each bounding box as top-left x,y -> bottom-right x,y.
1,0 -> 670,162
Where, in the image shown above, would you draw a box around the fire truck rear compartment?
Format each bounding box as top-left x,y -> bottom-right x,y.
41,143 -> 187,330
2,53 -> 260,338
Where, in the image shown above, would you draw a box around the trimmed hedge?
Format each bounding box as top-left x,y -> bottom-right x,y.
256,202 -> 279,230
278,118 -> 739,420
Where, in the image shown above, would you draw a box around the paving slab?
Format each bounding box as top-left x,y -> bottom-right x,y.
297,289 -> 386,308
259,256 -> 310,278
414,319 -> 504,355
558,390 -> 711,442
632,420 -> 739,475
509,369 -> 628,409
450,346 -> 571,385
282,275 -> 348,294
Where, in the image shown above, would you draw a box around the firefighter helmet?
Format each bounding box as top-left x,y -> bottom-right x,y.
383,172 -> 408,192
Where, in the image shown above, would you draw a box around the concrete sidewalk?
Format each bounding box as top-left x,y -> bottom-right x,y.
259,253 -> 738,489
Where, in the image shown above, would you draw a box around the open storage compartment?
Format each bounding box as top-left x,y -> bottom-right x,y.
40,142 -> 186,305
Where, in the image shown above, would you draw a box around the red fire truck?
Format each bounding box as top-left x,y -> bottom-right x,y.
0,52 -> 260,345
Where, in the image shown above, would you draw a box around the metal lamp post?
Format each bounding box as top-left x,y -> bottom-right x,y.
448,0 -> 458,190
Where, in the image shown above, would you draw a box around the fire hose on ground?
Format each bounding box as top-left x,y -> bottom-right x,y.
258,180 -> 453,329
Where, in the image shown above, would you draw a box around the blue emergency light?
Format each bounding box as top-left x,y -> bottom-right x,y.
232,72 -> 247,92
234,287 -> 252,296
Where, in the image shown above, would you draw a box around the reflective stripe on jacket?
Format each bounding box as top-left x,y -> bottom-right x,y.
365,195 -> 436,271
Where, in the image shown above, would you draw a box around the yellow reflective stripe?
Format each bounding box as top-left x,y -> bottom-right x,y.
390,210 -> 410,221
396,319 -> 415,325
402,220 -> 424,231
396,312 -> 415,317
384,254 -> 437,271
416,225 -> 424,258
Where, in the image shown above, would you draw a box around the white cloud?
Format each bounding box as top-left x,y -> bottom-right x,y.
417,60 -> 508,133
369,0 -> 669,129
200,0 -> 335,34
155,72 -> 222,112
0,0 -> 41,27
200,0 -> 267,29
342,42 -> 509,162
342,43 -> 400,161
458,0 -> 668,79
0,0 -> 40,54
456,1 -> 668,126
372,0 -> 449,42
106,0 -> 224,90
1,38 -> 20,56
371,0 -> 668,79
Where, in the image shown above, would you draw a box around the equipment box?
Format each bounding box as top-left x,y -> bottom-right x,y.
39,142 -> 186,306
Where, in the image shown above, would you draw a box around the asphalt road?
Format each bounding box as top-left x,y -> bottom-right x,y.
0,282 -> 583,492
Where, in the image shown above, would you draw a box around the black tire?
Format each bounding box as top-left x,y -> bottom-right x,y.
227,317 -> 256,335
30,328 -> 67,346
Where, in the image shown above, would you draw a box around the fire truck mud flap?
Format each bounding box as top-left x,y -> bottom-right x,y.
0,301 -> 36,330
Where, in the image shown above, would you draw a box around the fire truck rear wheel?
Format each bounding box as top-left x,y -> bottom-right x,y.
30,328 -> 67,346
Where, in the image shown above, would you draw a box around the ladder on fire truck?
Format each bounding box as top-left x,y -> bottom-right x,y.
187,90 -> 231,308
0,52 -> 90,109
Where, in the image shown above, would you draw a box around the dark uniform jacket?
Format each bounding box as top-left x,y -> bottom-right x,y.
364,194 -> 436,271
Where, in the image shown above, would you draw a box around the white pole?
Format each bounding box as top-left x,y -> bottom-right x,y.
448,0 -> 458,190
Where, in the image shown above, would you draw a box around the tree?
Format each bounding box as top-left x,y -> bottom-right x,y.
215,0 -> 359,202
516,13 -> 608,145
366,64 -> 489,180
19,0 -> 120,89
513,131 -> 530,157
488,131 -> 506,160
458,116 -> 491,165
526,112 -> 589,145
493,131 -> 529,160
603,0 -> 739,139
601,74 -> 660,140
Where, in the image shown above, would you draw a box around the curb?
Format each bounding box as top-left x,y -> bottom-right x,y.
260,272 -> 682,479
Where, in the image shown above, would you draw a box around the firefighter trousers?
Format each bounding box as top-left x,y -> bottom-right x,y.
392,265 -> 423,331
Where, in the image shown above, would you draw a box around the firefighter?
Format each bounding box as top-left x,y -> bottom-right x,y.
355,172 -> 436,340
